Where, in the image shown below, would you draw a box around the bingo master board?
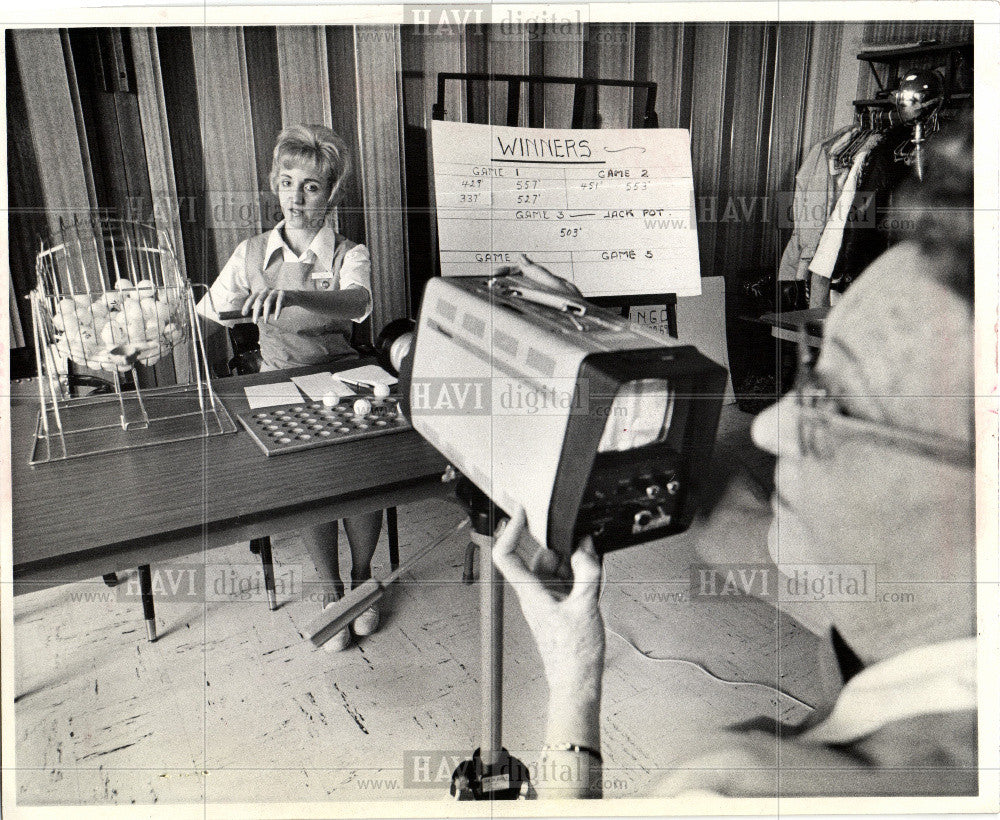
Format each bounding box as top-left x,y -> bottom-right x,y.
431,121 -> 702,298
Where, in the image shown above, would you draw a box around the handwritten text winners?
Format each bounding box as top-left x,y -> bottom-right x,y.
432,122 -> 701,298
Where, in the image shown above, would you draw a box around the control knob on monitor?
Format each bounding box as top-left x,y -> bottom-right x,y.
634,509 -> 654,529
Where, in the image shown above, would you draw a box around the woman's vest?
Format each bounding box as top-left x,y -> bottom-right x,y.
244,231 -> 358,371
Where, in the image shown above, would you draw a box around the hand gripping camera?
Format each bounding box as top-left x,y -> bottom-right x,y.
381,274 -> 727,559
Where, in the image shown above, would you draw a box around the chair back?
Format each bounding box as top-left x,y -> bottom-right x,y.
227,323 -> 264,375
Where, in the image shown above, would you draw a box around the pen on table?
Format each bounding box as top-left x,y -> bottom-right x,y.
334,377 -> 374,395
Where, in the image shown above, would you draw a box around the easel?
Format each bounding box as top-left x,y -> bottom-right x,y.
432,71 -> 679,335
432,72 -> 671,799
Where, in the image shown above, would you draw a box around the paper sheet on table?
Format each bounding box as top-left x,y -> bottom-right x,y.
290,372 -> 354,401
333,364 -> 398,387
244,382 -> 304,409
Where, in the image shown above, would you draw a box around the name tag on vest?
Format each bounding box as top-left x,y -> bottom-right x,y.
311,269 -> 335,289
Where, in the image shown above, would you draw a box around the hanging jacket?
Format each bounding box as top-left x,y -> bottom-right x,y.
777,125 -> 856,282
829,124 -> 913,292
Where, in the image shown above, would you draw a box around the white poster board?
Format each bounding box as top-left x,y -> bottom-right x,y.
431,121 -> 701,297
630,277 -> 735,403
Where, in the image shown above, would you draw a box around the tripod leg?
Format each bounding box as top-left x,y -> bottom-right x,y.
450,524 -> 531,799
476,529 -> 503,769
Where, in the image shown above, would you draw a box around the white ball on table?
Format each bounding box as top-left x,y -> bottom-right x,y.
372,382 -> 391,400
353,398 -> 372,417
322,392 -> 340,408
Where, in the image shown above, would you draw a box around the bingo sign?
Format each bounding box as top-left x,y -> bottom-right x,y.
431,121 -> 701,298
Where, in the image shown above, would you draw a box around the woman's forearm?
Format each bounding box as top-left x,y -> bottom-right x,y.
545,692 -> 601,751
537,692 -> 602,798
286,286 -> 369,320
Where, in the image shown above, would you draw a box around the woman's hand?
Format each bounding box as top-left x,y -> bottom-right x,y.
496,253 -> 584,298
492,508 -> 605,738
242,288 -> 287,324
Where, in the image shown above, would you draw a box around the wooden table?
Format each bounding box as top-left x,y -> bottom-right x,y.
10,364 -> 450,595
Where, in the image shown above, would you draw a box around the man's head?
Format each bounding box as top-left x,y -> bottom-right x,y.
751,118 -> 976,665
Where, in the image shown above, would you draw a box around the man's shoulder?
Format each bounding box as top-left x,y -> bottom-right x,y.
656,709 -> 977,798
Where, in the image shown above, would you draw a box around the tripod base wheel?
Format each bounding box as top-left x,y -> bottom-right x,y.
450,748 -> 533,800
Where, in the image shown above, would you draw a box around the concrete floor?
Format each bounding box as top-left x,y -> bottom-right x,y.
10,407 -> 838,810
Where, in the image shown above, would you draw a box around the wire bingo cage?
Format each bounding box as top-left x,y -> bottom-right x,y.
28,217 -> 237,465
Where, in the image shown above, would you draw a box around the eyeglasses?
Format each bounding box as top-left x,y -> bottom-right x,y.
792,326 -> 972,468
794,327 -> 836,458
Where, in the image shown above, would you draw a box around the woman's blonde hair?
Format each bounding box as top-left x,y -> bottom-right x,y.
269,124 -> 352,211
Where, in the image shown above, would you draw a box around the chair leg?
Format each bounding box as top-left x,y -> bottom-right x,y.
386,507 -> 400,572
138,564 -> 156,642
462,541 -> 477,584
253,536 -> 278,610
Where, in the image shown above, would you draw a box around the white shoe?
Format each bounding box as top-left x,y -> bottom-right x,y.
321,628 -> 351,652
321,601 -> 352,652
352,604 -> 380,637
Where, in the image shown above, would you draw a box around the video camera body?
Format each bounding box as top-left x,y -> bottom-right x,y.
392,274 -> 727,560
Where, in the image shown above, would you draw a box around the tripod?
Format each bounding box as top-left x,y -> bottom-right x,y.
450,478 -> 532,800
305,475 -> 533,798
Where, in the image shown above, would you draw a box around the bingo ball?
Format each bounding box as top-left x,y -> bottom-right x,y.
372,383 -> 391,400
322,392 -> 340,408
52,299 -> 81,332
138,296 -> 160,322
353,398 -> 372,417
100,321 -> 123,348
162,322 -> 185,345
153,300 -> 173,325
89,301 -> 110,325
120,299 -> 145,326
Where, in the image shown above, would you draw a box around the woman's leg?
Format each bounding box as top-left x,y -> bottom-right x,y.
343,511 -> 383,587
300,521 -> 344,605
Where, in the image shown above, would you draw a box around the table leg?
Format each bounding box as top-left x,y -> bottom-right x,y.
138,564 -> 156,642
386,507 -> 400,572
254,537 -> 278,611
